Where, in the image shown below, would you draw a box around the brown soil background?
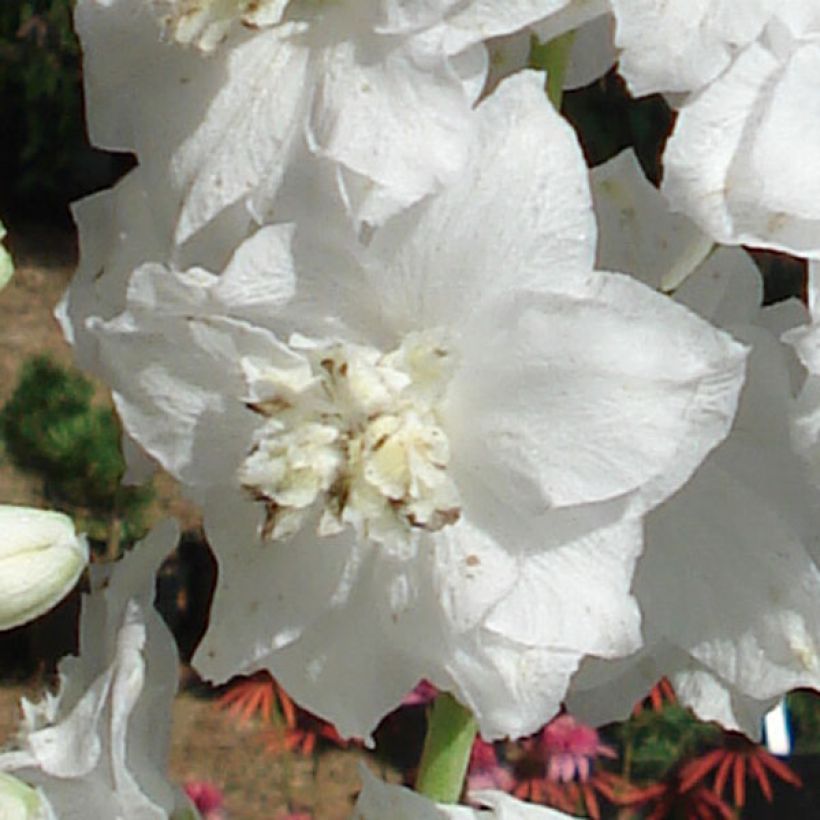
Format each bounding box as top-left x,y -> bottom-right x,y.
0,225 -> 392,819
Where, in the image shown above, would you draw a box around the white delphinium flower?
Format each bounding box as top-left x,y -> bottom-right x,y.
0,506 -> 88,632
567,151 -> 820,738
0,521 -> 181,818
76,0 -> 582,241
661,5 -> 820,257
610,0 -> 776,97
354,765 -> 574,818
76,74 -> 747,741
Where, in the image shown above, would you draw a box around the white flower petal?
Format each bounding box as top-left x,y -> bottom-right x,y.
484,8 -> 614,97
89,238 -> 298,486
0,522 -> 180,818
746,40 -> 820,223
662,32 -> 820,256
192,489 -> 363,683
354,765 -> 476,819
470,789 -> 578,818
560,10 -> 616,90
570,325 -> 820,737
308,28 -> 477,228
592,149 -> 714,292
448,275 -> 746,512
671,668 -> 779,739
482,505 -> 642,659
568,644 -> 776,738
611,0 -> 774,96
531,0 -> 608,41
641,451 -> 820,701
368,70 -> 596,333
173,25 -> 310,243
591,148 -> 764,326
354,761 -> 577,818
673,246 -> 763,328
441,0 -> 576,54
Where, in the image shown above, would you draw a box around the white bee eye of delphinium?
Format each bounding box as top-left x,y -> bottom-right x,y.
237,330 -> 461,547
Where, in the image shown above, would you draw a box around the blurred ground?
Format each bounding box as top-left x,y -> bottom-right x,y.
0,682 -> 383,818
0,225 -> 380,818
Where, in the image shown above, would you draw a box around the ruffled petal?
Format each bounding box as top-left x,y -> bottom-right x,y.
592,149 -> 714,292
611,0 -> 773,96
367,70 -> 596,334
662,33 -> 820,256
569,325 -> 820,738
447,274 -> 747,512
440,0 -> 576,54
0,522 -> 180,818
89,229 -> 298,486
172,26 -> 310,243
308,22 -> 478,227
590,148 -> 763,325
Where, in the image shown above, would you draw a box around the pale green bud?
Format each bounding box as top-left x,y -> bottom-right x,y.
0,221 -> 12,291
0,506 -> 89,631
0,772 -> 53,819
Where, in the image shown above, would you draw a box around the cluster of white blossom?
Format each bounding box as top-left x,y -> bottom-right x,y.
3,1 -> 820,817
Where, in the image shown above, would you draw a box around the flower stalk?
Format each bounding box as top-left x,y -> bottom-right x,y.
414,692 -> 478,804
535,30 -> 575,109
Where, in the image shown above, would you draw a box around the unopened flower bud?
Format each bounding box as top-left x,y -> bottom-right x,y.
0,221 -> 12,291
0,772 -> 54,819
0,506 -> 88,631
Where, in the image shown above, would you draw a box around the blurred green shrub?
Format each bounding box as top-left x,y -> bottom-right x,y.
614,702 -> 722,783
788,690 -> 820,755
1,356 -> 152,554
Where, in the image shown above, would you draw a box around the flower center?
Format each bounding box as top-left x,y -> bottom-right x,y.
238,330 -> 461,547
154,0 -> 287,50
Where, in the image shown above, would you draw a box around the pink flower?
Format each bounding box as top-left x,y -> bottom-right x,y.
467,739 -> 515,792
401,680 -> 439,708
184,780 -> 225,819
541,715 -> 616,783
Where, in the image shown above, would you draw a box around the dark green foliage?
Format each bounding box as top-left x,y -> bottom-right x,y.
561,69 -> 674,184
787,689 -> 820,755
1,355 -> 152,550
0,0 -> 127,220
611,703 -> 722,783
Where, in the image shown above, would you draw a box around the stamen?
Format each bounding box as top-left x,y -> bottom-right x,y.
238,331 -> 461,546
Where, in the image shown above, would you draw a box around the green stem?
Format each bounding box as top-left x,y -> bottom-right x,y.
415,693 -> 478,804
531,30 -> 576,110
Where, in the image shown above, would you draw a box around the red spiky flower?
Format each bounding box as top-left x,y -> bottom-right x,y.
262,683 -> 348,757
216,671 -> 280,724
633,677 -> 678,716
624,774 -> 736,820
216,671 -> 349,757
678,732 -> 802,810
